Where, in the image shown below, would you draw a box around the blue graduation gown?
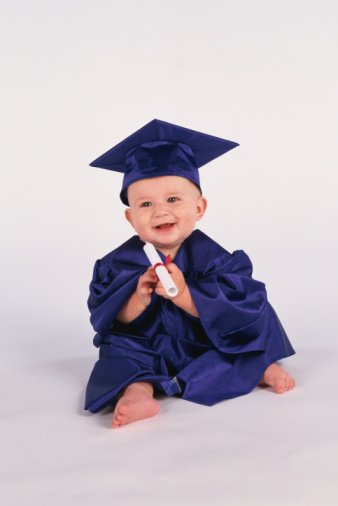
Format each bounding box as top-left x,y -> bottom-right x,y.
85,230 -> 295,412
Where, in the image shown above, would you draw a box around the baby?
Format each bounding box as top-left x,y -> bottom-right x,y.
85,120 -> 296,428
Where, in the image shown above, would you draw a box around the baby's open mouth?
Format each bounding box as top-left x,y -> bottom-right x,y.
155,223 -> 174,229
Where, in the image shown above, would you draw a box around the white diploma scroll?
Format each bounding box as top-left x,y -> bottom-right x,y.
143,242 -> 178,297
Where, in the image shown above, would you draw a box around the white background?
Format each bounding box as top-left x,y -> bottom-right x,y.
1,1 -> 338,505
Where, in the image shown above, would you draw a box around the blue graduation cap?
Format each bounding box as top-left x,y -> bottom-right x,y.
90,119 -> 239,205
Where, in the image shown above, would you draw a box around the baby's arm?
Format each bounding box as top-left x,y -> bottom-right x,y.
155,263 -> 199,318
116,266 -> 158,324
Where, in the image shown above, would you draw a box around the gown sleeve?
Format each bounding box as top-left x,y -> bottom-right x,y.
88,258 -> 144,334
186,250 -> 271,354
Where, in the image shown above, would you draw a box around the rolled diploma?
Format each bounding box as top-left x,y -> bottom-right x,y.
143,242 -> 178,297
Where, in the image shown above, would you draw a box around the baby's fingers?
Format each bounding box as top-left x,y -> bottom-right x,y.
166,263 -> 179,275
138,274 -> 156,289
142,267 -> 158,282
154,281 -> 169,298
137,285 -> 154,306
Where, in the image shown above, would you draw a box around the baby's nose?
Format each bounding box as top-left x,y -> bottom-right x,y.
154,203 -> 169,216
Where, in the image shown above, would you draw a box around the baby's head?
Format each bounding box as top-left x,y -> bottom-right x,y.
125,175 -> 207,255
90,119 -> 238,254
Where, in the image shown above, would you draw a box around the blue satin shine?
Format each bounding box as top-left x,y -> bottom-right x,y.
85,230 -> 295,412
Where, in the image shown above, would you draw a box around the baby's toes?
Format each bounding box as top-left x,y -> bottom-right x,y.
287,378 -> 294,390
112,410 -> 126,428
276,378 -> 288,394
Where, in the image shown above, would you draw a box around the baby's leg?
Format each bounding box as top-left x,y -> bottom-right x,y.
259,363 -> 296,394
112,381 -> 160,428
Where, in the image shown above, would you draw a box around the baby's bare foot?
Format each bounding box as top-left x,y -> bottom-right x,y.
260,363 -> 296,394
112,382 -> 160,428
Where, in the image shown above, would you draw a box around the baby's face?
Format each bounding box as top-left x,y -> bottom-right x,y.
125,176 -> 207,257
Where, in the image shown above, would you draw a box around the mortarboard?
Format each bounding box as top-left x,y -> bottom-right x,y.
90,119 -> 239,205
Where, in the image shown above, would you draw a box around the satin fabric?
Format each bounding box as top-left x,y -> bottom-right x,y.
85,230 -> 295,412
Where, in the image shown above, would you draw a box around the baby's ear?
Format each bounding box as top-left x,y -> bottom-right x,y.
196,196 -> 207,221
125,208 -> 134,228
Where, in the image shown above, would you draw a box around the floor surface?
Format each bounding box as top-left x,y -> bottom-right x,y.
2,346 -> 337,506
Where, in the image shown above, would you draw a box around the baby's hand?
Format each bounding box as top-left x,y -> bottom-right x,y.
155,264 -> 199,317
136,266 -> 159,307
154,263 -> 186,300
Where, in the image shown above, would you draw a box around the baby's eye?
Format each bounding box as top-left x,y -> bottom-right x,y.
141,201 -> 152,207
167,197 -> 178,203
